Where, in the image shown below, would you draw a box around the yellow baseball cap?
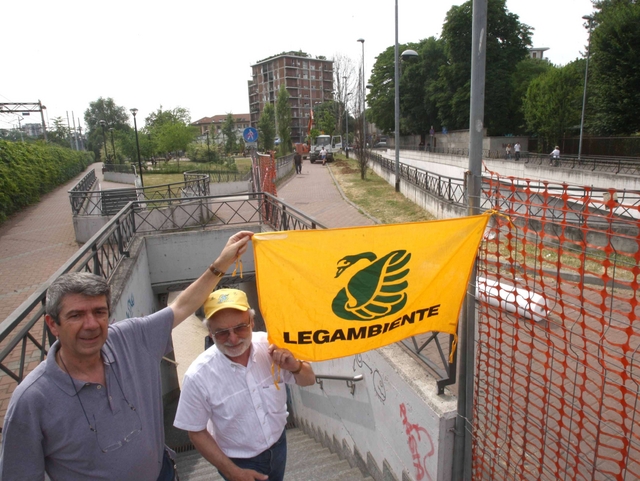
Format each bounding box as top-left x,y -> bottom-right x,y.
204,289 -> 250,319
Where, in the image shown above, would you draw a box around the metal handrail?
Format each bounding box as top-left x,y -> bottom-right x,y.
315,373 -> 364,396
0,193 -> 323,388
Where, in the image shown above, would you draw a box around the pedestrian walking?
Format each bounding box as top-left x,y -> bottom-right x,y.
514,142 -> 521,161
294,151 -> 302,174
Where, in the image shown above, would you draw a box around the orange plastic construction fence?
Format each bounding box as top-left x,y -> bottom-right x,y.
473,168 -> 640,480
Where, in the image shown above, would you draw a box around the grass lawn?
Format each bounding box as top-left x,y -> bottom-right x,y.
328,155 -> 435,224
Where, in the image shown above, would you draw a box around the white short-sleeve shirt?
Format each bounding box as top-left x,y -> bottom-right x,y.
174,332 -> 295,458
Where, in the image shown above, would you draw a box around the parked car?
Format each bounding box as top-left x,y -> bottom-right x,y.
373,141 -> 387,149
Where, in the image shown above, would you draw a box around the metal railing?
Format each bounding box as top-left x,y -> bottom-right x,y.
315,373 -> 364,396
396,145 -> 640,176
69,174 -> 211,215
0,193 -> 322,392
68,170 -> 98,214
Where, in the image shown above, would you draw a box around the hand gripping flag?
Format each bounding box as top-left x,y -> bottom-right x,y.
252,214 -> 490,362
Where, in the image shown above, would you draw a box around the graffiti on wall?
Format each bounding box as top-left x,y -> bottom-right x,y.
126,293 -> 135,319
400,403 -> 434,481
353,354 -> 386,402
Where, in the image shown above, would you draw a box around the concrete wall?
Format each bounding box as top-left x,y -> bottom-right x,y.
103,171 -> 136,184
209,180 -> 251,195
291,344 -> 457,481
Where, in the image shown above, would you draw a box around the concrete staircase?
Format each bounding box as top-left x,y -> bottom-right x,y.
175,427 -> 371,480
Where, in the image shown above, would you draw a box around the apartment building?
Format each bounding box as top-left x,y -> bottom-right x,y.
248,51 -> 334,144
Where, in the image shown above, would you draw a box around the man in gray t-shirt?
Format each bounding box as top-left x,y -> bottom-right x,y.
0,231 -> 253,481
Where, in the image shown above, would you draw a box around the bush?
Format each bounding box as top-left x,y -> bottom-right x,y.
186,141 -> 220,163
0,140 -> 94,224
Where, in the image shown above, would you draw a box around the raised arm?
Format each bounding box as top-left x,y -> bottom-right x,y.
169,231 -> 253,328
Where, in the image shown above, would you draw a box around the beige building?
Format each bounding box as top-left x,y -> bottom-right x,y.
191,114 -> 251,144
248,51 -> 334,144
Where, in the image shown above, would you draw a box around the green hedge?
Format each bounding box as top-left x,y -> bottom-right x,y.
0,140 -> 94,224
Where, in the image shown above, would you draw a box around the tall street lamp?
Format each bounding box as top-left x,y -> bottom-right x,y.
99,120 -> 108,163
578,14 -> 594,161
357,38 -> 366,156
109,128 -> 116,164
205,130 -> 212,163
345,90 -> 352,159
394,0 -> 419,192
130,108 -> 144,188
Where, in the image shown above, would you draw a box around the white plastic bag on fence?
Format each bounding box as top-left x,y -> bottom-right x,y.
475,277 -> 547,322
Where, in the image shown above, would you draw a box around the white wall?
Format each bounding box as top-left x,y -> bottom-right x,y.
290,343 -> 457,481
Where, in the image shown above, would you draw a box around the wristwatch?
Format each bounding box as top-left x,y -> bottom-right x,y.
209,264 -> 225,278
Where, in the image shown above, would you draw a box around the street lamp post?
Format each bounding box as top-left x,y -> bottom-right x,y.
130,108 -> 144,188
205,130 -> 211,163
99,120 -> 108,163
345,90 -> 352,159
578,15 -> 594,161
357,38 -> 366,157
394,0 -> 419,192
109,128 -> 116,164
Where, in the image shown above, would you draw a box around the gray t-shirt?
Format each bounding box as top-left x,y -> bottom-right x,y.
0,307 -> 174,481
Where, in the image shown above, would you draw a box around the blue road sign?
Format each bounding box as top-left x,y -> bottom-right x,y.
243,127 -> 258,143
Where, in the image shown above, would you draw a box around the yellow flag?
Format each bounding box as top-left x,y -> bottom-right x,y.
252,214 -> 490,362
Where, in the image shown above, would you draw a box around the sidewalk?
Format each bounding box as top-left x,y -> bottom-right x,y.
277,159 -> 375,228
0,163 -> 123,322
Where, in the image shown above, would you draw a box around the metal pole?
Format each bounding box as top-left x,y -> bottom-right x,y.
130,109 -> 144,187
453,0 -> 487,480
99,120 -> 108,162
358,39 -> 366,157
39,100 -> 47,141
109,128 -> 116,163
66,111 -> 73,149
578,16 -> 593,161
206,130 -> 211,162
72,113 -> 79,151
394,0 -> 400,192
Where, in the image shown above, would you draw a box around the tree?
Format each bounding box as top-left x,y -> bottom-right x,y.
276,85 -> 292,155
523,60 -> 584,149
314,101 -> 338,136
222,113 -> 238,155
589,0 -> 640,135
509,57 -> 554,133
47,117 -> 71,147
84,98 -> 129,159
367,38 -> 446,137
143,106 -> 195,158
332,53 -> 357,133
154,122 -> 197,158
436,0 -> 532,135
258,103 -> 276,151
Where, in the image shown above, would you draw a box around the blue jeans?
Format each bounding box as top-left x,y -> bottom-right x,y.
220,429 -> 287,481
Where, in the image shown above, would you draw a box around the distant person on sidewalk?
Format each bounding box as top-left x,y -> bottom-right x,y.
506,144 -> 512,160
0,232 -> 253,481
320,146 -> 327,166
174,288 -> 316,481
550,146 -> 560,165
514,142 -> 521,161
294,151 -> 302,174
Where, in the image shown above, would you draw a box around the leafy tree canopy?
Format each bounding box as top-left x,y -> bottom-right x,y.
258,103 -> 276,151
589,0 -> 640,134
276,85 -> 292,155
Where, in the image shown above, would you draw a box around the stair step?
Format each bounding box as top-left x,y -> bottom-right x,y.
175,428 -> 370,480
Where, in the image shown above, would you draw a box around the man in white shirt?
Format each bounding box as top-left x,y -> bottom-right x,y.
550,146 -> 560,165
514,142 -> 521,161
173,289 -> 315,481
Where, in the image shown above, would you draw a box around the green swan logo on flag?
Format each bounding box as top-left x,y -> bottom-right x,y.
331,250 -> 411,321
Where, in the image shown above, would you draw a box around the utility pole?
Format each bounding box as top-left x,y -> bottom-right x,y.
0,101 -> 48,141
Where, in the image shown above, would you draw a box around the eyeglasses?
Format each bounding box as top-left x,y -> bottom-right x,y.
60,353 -> 143,453
213,322 -> 252,341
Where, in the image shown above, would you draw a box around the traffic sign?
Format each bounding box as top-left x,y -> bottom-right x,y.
243,127 -> 258,143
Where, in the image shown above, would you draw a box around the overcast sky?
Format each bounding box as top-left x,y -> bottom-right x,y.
1,0 -> 594,131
